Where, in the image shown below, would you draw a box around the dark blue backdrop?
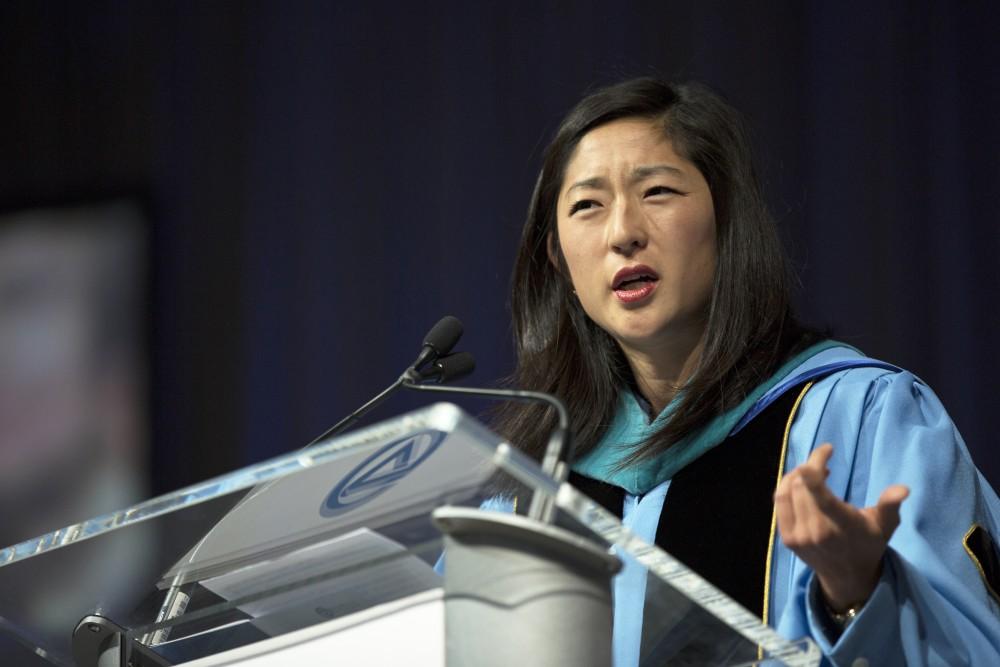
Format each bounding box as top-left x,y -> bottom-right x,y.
2,0 -> 998,495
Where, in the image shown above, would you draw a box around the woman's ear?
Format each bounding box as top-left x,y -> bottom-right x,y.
547,232 -> 577,296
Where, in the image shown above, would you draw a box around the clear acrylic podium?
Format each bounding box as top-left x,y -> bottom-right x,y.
0,403 -> 819,666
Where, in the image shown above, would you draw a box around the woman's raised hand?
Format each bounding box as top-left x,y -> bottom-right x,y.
774,443 -> 910,611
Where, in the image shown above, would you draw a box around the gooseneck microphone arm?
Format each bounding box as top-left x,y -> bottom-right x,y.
304,378 -> 406,447
303,316 -> 464,448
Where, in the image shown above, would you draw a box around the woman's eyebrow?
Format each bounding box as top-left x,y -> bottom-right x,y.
631,164 -> 685,182
565,176 -> 608,194
566,165 -> 685,195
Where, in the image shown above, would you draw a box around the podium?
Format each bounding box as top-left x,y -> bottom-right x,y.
0,403 -> 820,666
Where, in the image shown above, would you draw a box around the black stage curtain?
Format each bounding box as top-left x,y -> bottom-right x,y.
2,0 -> 997,494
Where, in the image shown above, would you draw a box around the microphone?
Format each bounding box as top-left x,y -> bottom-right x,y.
305,316 -> 465,447
413,351 -> 476,384
411,316 -> 464,372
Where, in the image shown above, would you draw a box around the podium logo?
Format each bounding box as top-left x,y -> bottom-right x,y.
320,430 -> 446,517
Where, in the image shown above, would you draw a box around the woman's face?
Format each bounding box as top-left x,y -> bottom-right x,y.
554,117 -> 717,358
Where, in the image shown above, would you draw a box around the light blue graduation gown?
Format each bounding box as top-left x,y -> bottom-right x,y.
581,346 -> 1000,666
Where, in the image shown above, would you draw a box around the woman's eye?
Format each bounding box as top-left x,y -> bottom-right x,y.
644,185 -> 677,198
569,199 -> 600,215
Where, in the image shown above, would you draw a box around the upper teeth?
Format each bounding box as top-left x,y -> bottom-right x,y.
617,274 -> 651,288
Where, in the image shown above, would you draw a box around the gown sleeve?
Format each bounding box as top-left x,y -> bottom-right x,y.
790,369 -> 1000,666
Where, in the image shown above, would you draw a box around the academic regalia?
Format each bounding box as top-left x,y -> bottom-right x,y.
564,344 -> 1000,667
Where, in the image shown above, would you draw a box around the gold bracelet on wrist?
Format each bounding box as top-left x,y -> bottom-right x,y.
824,601 -> 862,628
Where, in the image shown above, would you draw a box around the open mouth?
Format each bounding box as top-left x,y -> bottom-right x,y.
612,266 -> 660,303
612,266 -> 660,291
613,274 -> 657,290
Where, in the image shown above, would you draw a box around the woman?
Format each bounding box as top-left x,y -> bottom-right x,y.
493,78 -> 1000,666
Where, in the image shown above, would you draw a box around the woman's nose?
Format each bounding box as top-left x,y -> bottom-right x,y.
607,199 -> 648,255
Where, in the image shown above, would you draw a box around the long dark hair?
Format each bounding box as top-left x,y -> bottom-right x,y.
493,78 -> 820,466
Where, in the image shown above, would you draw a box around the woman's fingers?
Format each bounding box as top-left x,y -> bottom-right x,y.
869,484 -> 910,539
776,446 -> 911,610
777,444 -> 865,548
790,472 -> 841,546
878,483 -> 910,507
805,442 -> 834,473
774,472 -> 798,536
775,444 -> 837,544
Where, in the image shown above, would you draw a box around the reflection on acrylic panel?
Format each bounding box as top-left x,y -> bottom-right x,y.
0,201 -> 152,615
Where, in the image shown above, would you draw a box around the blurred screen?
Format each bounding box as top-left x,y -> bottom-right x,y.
0,200 -> 150,550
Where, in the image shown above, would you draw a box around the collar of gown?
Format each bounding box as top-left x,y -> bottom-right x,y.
570,339 -> 854,495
